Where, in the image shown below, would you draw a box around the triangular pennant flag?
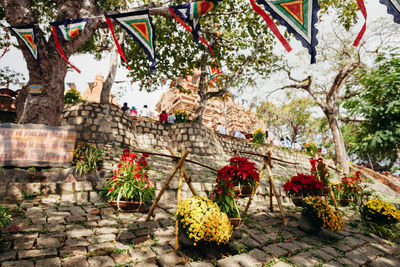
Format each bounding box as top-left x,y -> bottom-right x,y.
256,0 -> 320,63
106,10 -> 157,72
88,82 -> 95,90
379,0 -> 400,25
206,57 -> 220,82
161,78 -> 168,86
148,79 -> 154,86
51,18 -> 88,41
10,25 -> 42,74
192,74 -> 201,84
173,77 -> 182,86
67,83 -> 76,89
50,18 -> 87,73
169,1 -> 218,54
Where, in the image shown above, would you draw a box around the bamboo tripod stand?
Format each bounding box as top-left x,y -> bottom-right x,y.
144,147 -> 199,251
242,151 -> 288,226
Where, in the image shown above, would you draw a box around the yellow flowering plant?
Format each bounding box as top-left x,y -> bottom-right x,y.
362,199 -> 400,225
304,141 -> 318,156
302,196 -> 344,232
174,109 -> 189,123
64,87 -> 84,104
177,196 -> 233,246
252,128 -> 265,144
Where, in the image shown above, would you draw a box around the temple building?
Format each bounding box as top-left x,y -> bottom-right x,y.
81,74 -> 118,105
155,73 -> 265,135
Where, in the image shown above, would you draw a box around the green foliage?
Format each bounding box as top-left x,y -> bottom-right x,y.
343,51 -> 400,169
319,0 -> 360,30
105,150 -> 155,203
0,67 -> 26,88
73,144 -> 104,176
0,204 -> 12,228
252,128 -> 265,145
64,88 -> 84,104
174,109 -> 188,123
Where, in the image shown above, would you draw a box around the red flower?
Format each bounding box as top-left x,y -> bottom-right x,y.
143,153 -> 150,158
123,148 -> 130,153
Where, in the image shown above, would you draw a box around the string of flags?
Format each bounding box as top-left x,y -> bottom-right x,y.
2,0 -> 400,73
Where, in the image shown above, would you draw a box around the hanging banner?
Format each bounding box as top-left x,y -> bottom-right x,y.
257,0 -> 320,63
380,0 -> 400,25
0,27 -> 10,60
10,25 -> 42,74
206,57 -> 220,82
192,73 -> 201,84
161,78 -> 168,86
169,1 -> 218,55
106,10 -> 157,72
353,0 -> 367,47
50,18 -> 88,73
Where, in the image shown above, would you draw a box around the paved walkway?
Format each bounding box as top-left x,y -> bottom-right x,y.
0,199 -> 399,267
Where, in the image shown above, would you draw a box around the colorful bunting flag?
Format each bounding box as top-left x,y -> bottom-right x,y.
206,57 -> 220,82
0,27 -> 10,60
88,82 -> 95,90
380,0 -> 400,25
169,1 -> 218,55
161,78 -> 168,86
67,83 -> 76,89
50,18 -> 87,73
10,25 -> 42,74
192,74 -> 201,84
256,0 -> 320,63
173,77 -> 183,86
148,79 -> 154,86
106,10 -> 157,73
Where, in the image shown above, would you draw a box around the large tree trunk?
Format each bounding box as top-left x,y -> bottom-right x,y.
326,110 -> 349,174
101,32 -> 125,103
1,0 -> 100,126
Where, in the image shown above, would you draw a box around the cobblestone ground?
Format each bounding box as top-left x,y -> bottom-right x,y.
0,199 -> 399,267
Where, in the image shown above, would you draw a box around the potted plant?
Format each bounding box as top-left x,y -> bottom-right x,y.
304,141 -> 318,157
210,176 -> 241,228
217,156 -> 260,197
310,158 -> 331,194
176,196 -> 233,246
105,149 -> 155,212
283,173 -> 324,206
339,171 -> 362,206
72,143 -> 104,179
300,196 -> 344,234
252,128 -> 265,145
174,109 -> 188,123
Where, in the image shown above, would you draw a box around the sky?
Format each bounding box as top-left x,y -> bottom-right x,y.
0,1 -> 393,112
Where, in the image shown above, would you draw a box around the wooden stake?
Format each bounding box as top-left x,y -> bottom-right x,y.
168,146 -> 198,196
329,185 -> 339,211
244,160 -> 266,214
174,152 -> 186,251
269,173 -> 273,212
146,150 -> 190,221
265,158 -> 288,226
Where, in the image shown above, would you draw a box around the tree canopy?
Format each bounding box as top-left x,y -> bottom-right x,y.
343,51 -> 400,170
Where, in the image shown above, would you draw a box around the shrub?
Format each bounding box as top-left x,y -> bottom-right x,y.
310,158 -> 330,186
73,143 -> 104,176
302,196 -> 344,232
174,109 -> 188,123
177,196 -> 233,246
252,128 -> 265,144
340,171 -> 362,200
362,199 -> 400,226
0,204 -> 12,228
64,87 -> 84,104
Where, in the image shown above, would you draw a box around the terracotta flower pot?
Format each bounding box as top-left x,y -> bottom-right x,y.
291,196 -> 303,207
109,200 -> 147,212
229,218 -> 242,228
339,199 -> 351,207
298,214 -> 321,234
322,187 -> 331,195
233,185 -> 254,198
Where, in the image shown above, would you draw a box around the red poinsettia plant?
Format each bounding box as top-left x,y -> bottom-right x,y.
340,171 -> 362,200
210,156 -> 259,217
217,156 -> 260,187
283,173 -> 324,196
310,158 -> 331,186
105,149 -> 155,203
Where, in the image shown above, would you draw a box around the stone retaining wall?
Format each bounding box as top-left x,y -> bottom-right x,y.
60,102 -> 312,173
